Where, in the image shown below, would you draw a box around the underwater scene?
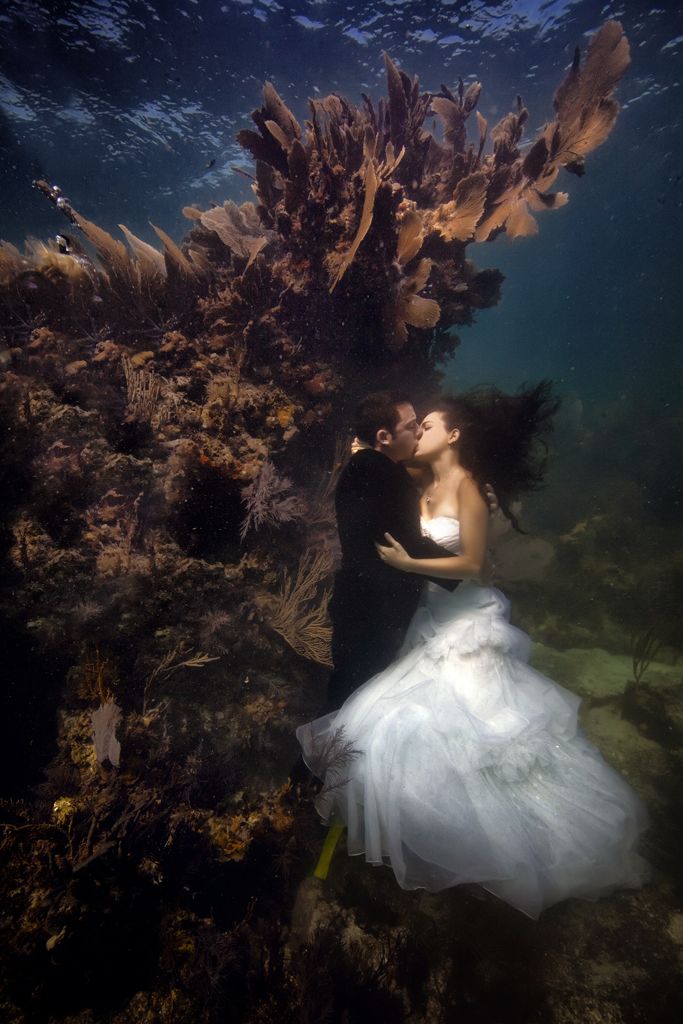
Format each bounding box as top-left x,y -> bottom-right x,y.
1,0 -> 682,1021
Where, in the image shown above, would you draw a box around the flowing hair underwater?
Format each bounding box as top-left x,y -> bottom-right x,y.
434,381 -> 561,532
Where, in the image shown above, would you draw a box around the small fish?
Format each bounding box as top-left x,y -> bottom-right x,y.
206,158 -> 216,169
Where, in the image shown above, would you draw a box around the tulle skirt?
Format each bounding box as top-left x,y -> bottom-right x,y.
296,582 -> 650,919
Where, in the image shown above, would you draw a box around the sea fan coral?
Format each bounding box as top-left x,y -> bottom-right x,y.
91,699 -> 122,768
266,549 -> 333,665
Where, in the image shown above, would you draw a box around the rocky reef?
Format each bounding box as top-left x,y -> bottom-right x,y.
3,21 -> 679,1024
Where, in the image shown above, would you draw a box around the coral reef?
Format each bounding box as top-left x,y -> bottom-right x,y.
2,22 -> 629,387
2,21 -> 675,1024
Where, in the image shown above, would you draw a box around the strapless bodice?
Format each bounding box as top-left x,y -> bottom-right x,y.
420,515 -> 460,554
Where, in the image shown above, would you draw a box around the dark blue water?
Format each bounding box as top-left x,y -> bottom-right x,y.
2,0 -> 682,402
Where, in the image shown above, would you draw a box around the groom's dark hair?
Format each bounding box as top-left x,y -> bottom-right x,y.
354,391 -> 412,446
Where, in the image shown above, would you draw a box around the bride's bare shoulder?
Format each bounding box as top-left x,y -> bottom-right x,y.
457,474 -> 486,509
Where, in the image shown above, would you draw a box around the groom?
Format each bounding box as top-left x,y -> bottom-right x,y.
325,391 -> 461,712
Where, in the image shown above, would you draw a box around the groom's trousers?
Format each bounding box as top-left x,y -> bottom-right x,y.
325,569 -> 416,713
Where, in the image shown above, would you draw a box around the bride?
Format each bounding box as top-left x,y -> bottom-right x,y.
296,385 -> 650,919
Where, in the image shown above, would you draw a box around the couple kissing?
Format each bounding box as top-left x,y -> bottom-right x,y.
294,386 -> 650,920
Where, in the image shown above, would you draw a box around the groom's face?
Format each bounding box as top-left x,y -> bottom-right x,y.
384,402 -> 421,462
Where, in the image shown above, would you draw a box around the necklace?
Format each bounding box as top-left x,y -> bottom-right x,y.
425,467 -> 461,504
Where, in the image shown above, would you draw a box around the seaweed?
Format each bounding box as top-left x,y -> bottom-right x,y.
630,628 -> 662,685
240,458 -> 307,541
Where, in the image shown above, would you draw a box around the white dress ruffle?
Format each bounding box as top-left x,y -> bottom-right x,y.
296,516 -> 650,918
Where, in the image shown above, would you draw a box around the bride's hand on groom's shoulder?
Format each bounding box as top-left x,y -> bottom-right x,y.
376,533 -> 412,571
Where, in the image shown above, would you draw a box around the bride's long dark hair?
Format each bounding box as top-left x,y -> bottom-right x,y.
434,381 -> 560,532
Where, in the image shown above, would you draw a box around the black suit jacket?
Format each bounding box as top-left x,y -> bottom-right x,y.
327,448 -> 458,708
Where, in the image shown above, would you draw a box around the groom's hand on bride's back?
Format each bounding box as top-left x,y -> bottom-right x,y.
477,486 -> 499,584
484,484 -> 499,515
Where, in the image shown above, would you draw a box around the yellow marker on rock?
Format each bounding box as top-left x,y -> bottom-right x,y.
313,824 -> 345,880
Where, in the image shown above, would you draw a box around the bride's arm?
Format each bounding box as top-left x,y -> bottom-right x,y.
376,477 -> 488,580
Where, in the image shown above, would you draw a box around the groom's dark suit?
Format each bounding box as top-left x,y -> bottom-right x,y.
326,448 -> 459,710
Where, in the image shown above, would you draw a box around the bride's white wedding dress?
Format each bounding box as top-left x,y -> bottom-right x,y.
296,516 -> 650,919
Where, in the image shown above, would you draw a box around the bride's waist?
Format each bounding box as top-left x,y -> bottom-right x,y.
422,580 -> 509,615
